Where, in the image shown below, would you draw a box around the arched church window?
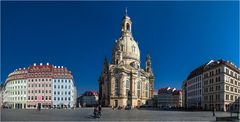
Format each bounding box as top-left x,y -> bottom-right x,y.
126,23 -> 130,31
121,45 -> 124,51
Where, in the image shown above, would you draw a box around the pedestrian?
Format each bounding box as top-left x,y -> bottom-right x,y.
93,106 -> 98,118
98,105 -> 102,116
212,108 -> 215,116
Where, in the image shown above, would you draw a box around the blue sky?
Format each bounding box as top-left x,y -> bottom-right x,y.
1,1 -> 239,95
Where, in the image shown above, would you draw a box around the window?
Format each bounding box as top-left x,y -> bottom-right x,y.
230,79 -> 233,84
49,96 -> 51,100
42,84 -> 44,87
230,87 -> 233,92
226,85 -> 229,91
145,83 -> 149,97
115,79 -> 119,96
137,81 -> 141,98
68,91 -> 71,95
61,85 -> 63,89
54,97 -> 56,100
49,90 -> 51,93
126,80 -> 130,96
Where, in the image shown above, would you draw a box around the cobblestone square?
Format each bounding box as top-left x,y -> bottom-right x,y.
1,108 -> 235,121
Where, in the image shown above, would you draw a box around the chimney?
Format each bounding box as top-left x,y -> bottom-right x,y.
47,63 -> 49,65
34,63 -> 36,66
40,63 -> 43,66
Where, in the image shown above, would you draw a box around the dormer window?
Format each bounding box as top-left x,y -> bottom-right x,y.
132,45 -> 135,53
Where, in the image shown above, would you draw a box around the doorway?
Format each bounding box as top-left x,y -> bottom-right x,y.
37,103 -> 41,110
114,100 -> 118,107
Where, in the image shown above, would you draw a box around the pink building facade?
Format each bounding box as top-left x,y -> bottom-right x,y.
27,63 -> 53,109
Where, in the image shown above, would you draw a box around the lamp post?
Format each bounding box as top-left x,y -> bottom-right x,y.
238,98 -> 240,120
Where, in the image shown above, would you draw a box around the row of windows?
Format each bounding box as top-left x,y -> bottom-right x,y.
226,77 -> 240,86
204,68 -> 221,78
8,97 -> 26,101
28,96 -> 51,101
28,90 -> 52,94
9,85 -> 26,89
187,89 -> 201,97
10,80 -> 26,84
53,97 -> 71,101
225,68 -> 239,80
188,76 -> 202,85
204,85 -> 221,93
29,79 -> 52,82
28,84 -> 51,88
226,94 -> 239,101
28,73 -> 52,77
225,85 -> 240,93
9,91 -> 27,95
54,91 -> 71,95
54,79 -> 72,83
188,83 -> 201,91
203,76 -> 221,85
204,94 -> 220,101
54,85 -> 71,89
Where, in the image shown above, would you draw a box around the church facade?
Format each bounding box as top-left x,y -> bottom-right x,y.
98,11 -> 154,108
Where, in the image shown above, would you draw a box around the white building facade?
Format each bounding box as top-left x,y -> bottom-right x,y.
52,66 -> 77,108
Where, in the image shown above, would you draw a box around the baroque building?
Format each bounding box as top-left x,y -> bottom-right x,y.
99,10 -> 154,108
184,59 -> 240,111
3,63 -> 77,109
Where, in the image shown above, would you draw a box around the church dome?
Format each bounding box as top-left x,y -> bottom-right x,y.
114,36 -> 140,61
111,11 -> 140,65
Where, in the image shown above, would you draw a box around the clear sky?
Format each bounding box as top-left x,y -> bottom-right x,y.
2,1 -> 239,95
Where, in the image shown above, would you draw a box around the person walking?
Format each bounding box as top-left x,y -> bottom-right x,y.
98,105 -> 102,117
93,106 -> 98,118
212,107 -> 215,116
